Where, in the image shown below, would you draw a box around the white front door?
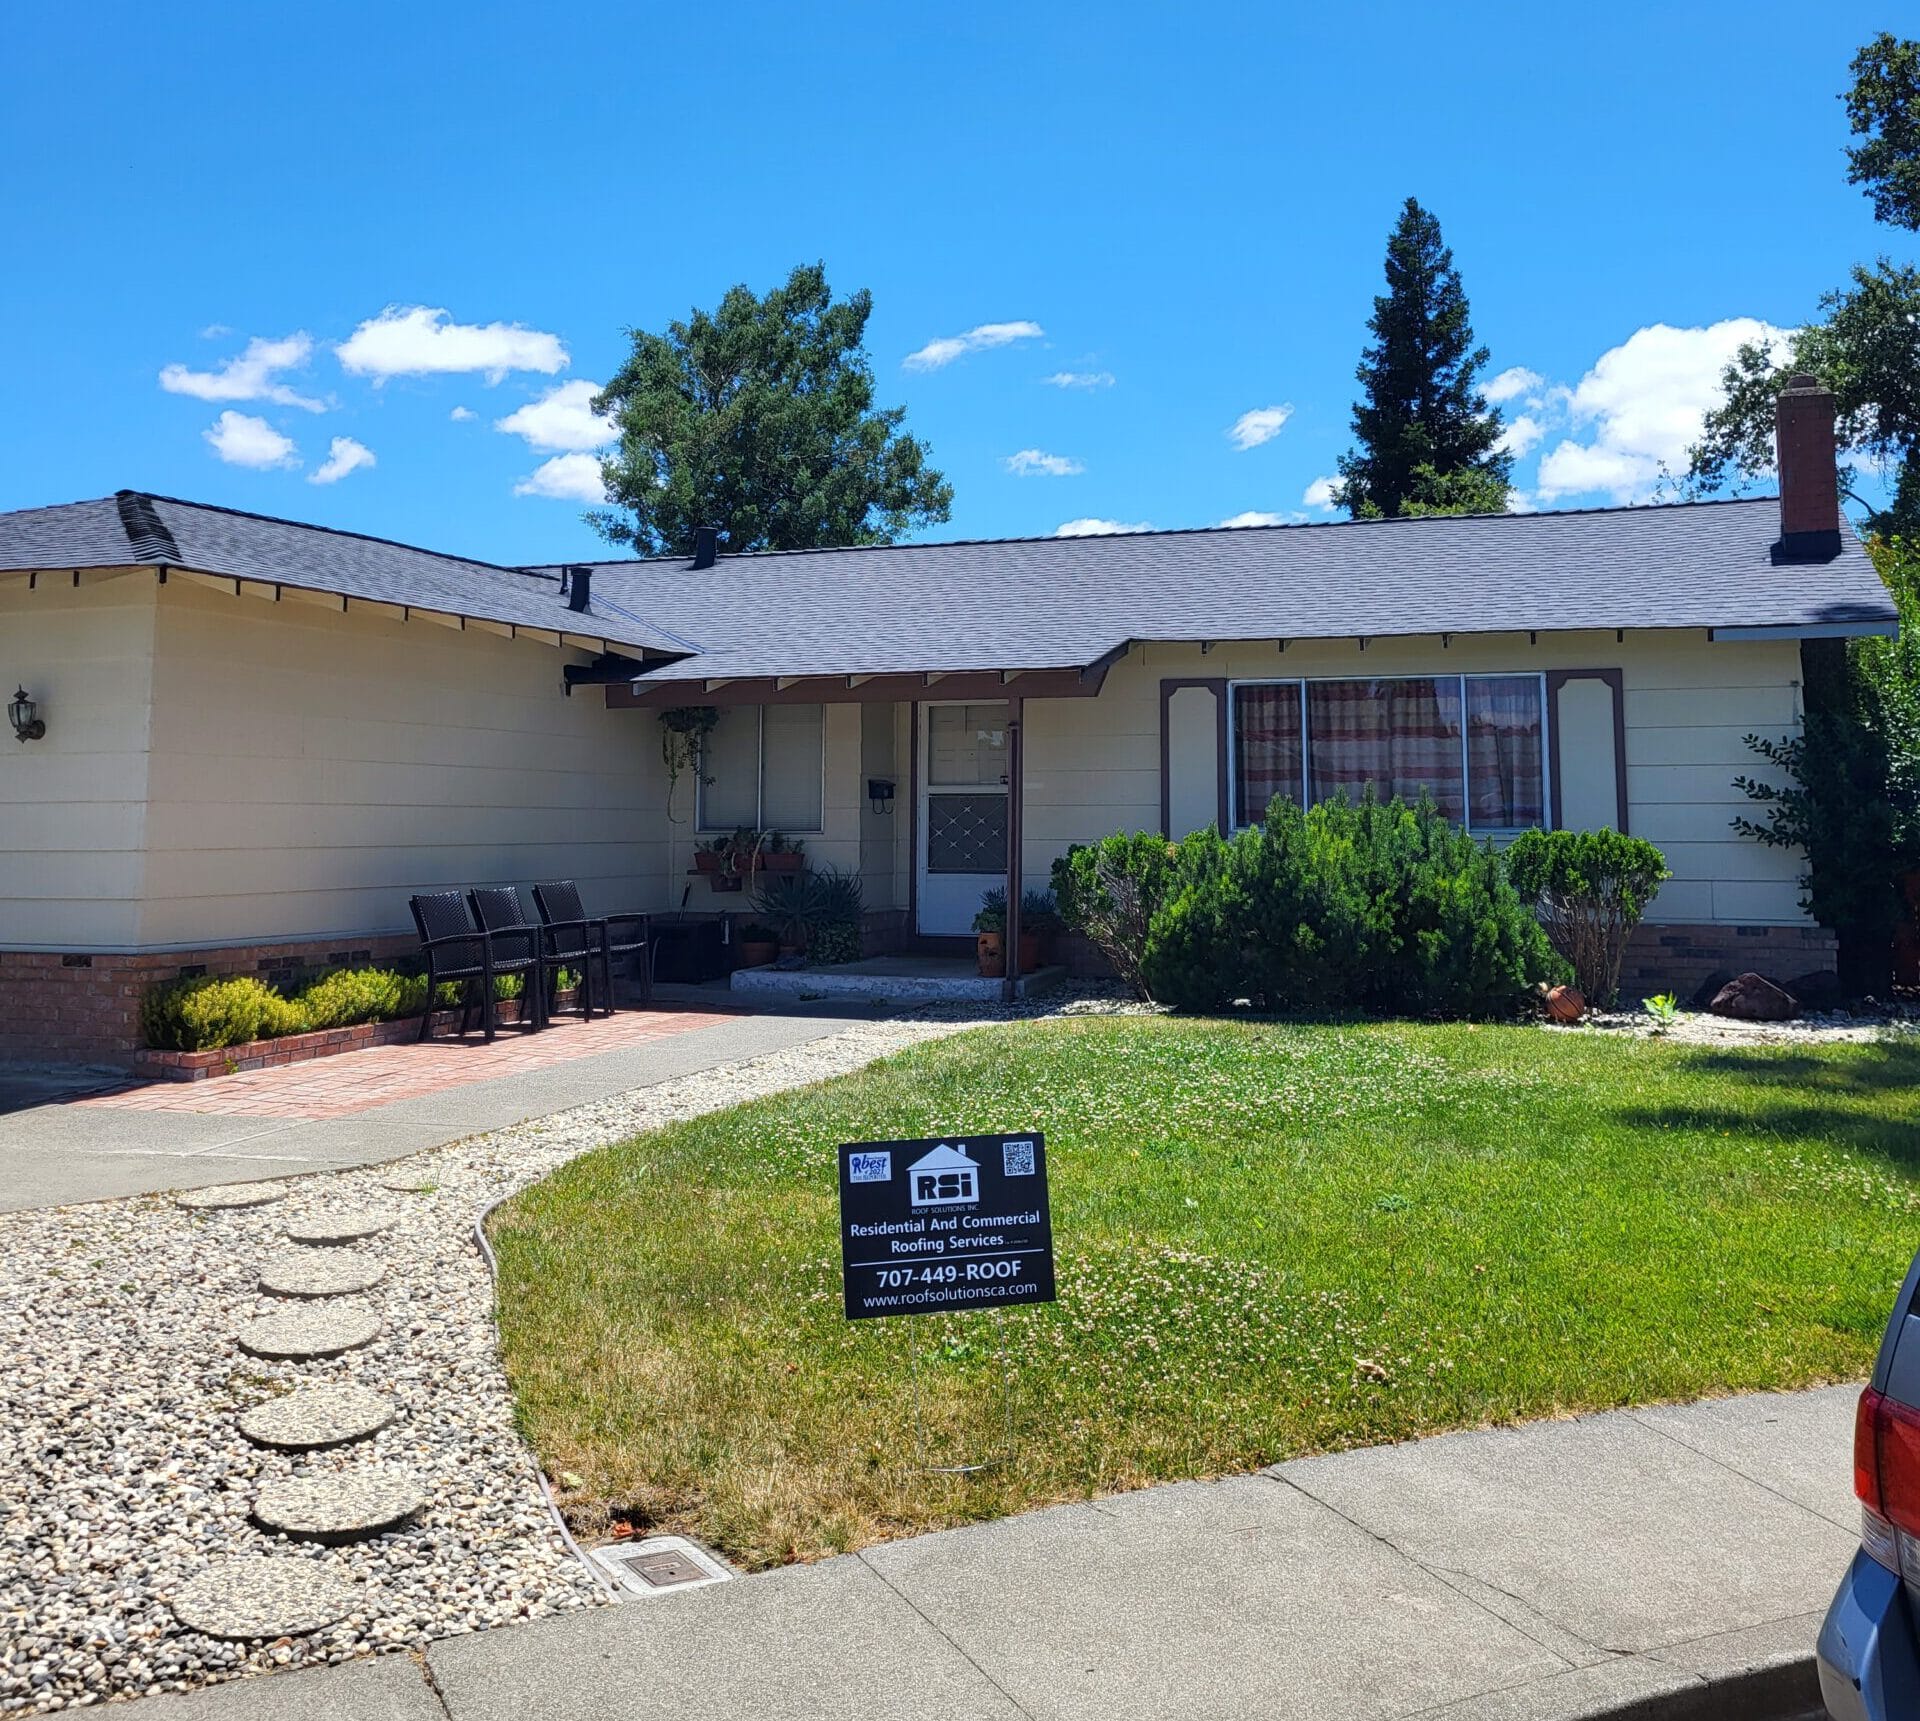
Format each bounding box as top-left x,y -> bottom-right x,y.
917,701 -> 1009,935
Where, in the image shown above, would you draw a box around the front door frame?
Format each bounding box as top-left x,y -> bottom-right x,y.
914,697 -> 1012,937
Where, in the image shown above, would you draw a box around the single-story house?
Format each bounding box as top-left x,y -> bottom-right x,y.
0,376 -> 1895,1062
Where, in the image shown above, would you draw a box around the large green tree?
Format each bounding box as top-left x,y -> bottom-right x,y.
1686,35 -> 1920,538
1334,198 -> 1511,519
591,263 -> 952,556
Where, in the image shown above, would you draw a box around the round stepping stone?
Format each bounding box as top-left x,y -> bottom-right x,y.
258,1249 -> 385,1299
253,1467 -> 425,1544
170,1556 -> 358,1639
284,1208 -> 398,1246
177,1181 -> 290,1212
236,1303 -> 380,1361
239,1384 -> 396,1452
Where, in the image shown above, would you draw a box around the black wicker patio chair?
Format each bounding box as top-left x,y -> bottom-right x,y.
532,880 -> 653,1014
407,890 -> 542,1044
466,887 -> 553,1036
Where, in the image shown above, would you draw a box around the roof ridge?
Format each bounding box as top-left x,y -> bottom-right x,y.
114,492 -> 181,563
558,494 -> 1783,569
128,489 -> 558,583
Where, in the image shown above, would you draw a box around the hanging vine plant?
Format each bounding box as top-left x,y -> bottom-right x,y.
658,706 -> 721,823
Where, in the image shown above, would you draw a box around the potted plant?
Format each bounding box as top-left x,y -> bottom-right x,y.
1021,888 -> 1063,964
658,706 -> 720,823
972,888 -> 1040,976
736,922 -> 780,968
759,831 -> 806,874
806,867 -> 865,965
753,872 -> 827,958
693,836 -> 731,877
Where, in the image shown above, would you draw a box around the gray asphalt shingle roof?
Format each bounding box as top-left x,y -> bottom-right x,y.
3,491 -> 1896,684
551,496 -> 1898,685
0,492 -> 694,660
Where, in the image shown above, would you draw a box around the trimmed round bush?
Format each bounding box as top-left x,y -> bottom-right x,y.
140,975 -> 311,1052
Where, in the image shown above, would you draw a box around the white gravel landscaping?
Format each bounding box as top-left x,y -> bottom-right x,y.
0,1008 -> 1052,1713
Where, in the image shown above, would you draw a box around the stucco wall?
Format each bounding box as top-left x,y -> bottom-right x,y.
0,573 -> 158,948
1022,631 -> 1809,927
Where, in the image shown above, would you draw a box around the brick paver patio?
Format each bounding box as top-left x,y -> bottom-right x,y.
78,1009 -> 742,1121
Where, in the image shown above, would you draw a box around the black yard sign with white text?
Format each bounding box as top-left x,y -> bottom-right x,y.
837,1133 -> 1056,1320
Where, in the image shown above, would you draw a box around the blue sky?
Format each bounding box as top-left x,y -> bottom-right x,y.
2,2 -> 1907,566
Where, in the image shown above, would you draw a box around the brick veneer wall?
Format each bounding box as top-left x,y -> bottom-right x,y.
1618,922 -> 1837,1003
0,933 -> 419,1067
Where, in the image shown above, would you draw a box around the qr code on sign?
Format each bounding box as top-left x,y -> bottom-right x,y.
1002,1139 -> 1036,1177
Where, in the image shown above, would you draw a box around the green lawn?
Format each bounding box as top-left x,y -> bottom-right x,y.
489,1017 -> 1920,1568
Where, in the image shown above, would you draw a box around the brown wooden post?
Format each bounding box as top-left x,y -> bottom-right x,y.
1003,697 -> 1024,1005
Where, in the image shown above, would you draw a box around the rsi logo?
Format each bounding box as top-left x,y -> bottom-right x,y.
907,1143 -> 979,1208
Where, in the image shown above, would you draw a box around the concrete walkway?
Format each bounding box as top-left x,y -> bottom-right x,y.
0,1008 -> 856,1211
129,1385 -> 1850,1721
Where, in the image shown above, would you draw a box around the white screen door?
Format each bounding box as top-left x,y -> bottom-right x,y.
917,702 -> 1008,935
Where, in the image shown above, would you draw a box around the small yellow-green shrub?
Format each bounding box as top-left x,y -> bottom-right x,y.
139,975 -> 311,1052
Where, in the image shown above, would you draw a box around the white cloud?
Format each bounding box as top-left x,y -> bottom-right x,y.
1303,475 -> 1340,512
1004,448 -> 1084,477
1227,404 -> 1293,450
1496,414 -> 1545,459
338,305 -> 568,383
161,333 -> 324,412
309,436 -> 375,485
513,453 -> 608,503
449,405 -> 476,422
494,380 -> 614,453
1043,370 -> 1115,389
1483,366 -> 1544,406
904,320 -> 1044,371
203,411 -> 299,470
1054,517 -> 1153,537
1217,510 -> 1290,528
1533,318 -> 1791,502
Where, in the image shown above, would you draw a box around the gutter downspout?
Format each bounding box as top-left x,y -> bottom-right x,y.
1002,697 -> 1024,1005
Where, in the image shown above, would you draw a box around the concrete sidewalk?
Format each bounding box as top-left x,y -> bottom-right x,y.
0,1009 -> 854,1211
133,1385 -> 1852,1721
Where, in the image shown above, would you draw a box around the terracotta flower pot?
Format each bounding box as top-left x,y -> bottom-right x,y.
738,941 -> 778,968
693,851 -> 724,875
1016,931 -> 1041,975
977,931 -> 1005,977
1545,984 -> 1586,1023
760,851 -> 804,874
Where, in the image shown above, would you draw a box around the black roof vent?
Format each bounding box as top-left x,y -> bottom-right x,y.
114,491 -> 182,564
691,526 -> 719,571
563,565 -> 593,613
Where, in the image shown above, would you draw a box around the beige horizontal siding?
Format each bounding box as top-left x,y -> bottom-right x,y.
1021,632 -> 1811,928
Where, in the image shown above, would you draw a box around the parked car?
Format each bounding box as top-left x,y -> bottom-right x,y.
1819,1246 -> 1920,1718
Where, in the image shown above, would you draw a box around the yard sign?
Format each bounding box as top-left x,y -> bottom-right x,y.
837,1133 -> 1056,1320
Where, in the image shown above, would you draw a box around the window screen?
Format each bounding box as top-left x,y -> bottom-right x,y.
761,704 -> 824,831
700,707 -> 760,829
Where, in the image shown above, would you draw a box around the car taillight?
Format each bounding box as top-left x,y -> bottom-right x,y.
1854,1385 -> 1920,1574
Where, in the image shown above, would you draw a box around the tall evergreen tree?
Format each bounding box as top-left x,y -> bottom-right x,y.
1334,199 -> 1511,519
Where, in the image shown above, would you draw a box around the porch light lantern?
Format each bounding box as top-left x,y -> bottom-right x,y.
8,687 -> 44,743
867,776 -> 896,815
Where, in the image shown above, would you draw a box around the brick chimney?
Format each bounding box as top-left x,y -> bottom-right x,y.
1770,373 -> 1843,564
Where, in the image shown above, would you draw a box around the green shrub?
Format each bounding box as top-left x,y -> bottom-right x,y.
140,975 -> 310,1052
295,966 -> 424,1029
1051,833 -> 1183,997
1061,797 -> 1562,1017
1504,827 -> 1669,1005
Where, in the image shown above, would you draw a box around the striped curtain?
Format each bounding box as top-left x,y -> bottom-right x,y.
1465,676 -> 1544,829
1306,677 -> 1464,819
1232,684 -> 1303,822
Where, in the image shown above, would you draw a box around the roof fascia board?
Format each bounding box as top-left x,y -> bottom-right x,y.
607,667 -> 1106,709
1709,622 -> 1899,641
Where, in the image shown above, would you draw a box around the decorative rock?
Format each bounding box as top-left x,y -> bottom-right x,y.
284,1208 -> 398,1246
236,1302 -> 380,1361
1690,968 -> 1736,1009
1787,968 -> 1846,1008
1544,984 -> 1586,1023
169,1557 -> 359,1639
259,1249 -> 385,1298
238,1384 -> 397,1452
176,1181 -> 290,1212
253,1466 -> 425,1544
1708,971 -> 1799,1022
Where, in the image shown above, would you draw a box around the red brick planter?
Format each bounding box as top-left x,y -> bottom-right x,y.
131,995 -> 570,1082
